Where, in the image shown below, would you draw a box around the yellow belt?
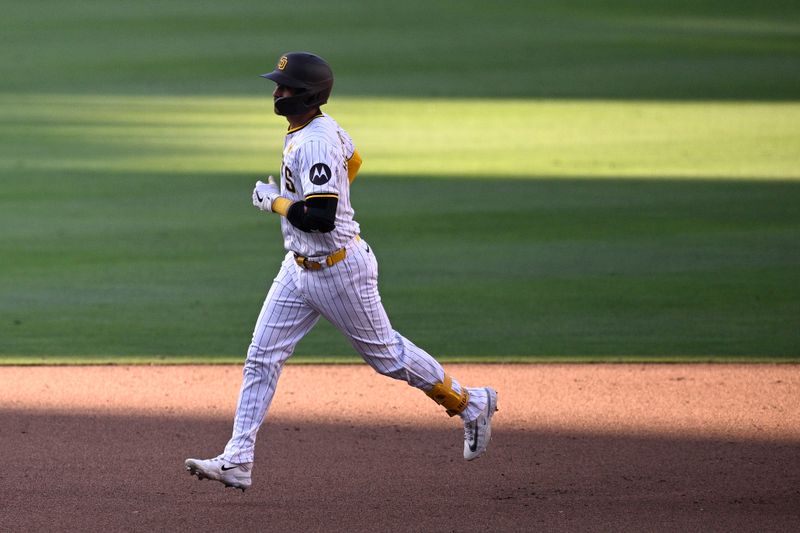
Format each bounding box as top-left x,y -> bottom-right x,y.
294,235 -> 360,271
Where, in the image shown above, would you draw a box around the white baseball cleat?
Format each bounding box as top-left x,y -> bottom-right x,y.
184,456 -> 252,491
463,387 -> 498,461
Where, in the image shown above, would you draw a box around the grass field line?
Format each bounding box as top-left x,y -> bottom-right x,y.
1,94 -> 798,179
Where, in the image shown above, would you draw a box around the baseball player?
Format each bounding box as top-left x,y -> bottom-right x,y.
185,52 -> 497,491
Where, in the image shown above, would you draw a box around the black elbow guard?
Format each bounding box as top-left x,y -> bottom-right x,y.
287,201 -> 310,231
309,215 -> 336,233
286,195 -> 338,233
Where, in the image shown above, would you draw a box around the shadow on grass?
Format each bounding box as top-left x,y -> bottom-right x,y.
1,410 -> 798,532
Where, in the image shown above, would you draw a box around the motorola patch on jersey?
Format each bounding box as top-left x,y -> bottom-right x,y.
309,163 -> 332,185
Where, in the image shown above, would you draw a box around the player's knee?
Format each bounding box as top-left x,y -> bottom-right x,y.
348,335 -> 394,359
357,349 -> 409,381
246,343 -> 267,360
372,363 -> 409,382
245,342 -> 287,365
346,333 -> 414,380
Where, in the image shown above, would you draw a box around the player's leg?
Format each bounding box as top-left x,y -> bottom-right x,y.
305,238 -> 496,453
222,256 -> 320,464
303,240 -> 438,385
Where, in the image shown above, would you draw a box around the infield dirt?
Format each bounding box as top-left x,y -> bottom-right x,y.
1,364 -> 798,532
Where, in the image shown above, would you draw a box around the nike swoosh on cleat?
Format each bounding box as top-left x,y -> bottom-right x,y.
469,423 -> 479,452
221,465 -> 238,471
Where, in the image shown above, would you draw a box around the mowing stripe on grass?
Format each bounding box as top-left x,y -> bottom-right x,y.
1,94 -> 798,180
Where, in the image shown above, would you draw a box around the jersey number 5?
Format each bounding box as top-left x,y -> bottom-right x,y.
282,163 -> 297,193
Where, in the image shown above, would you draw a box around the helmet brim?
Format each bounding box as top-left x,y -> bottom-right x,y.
260,70 -> 305,89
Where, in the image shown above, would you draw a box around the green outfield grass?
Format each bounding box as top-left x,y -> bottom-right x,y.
2,165 -> 799,358
1,0 -> 799,362
2,0 -> 798,99
2,95 -> 799,180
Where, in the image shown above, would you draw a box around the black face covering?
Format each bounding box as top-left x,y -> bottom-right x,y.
273,90 -> 318,116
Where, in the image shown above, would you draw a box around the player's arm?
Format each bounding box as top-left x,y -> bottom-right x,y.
252,178 -> 337,233
347,149 -> 362,184
285,193 -> 338,233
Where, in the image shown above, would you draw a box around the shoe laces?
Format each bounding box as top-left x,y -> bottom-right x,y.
464,418 -> 477,439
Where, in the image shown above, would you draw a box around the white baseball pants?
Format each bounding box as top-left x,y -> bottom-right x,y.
222,237 -> 483,464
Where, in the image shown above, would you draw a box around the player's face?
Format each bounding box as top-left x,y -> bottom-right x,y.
273,84 -> 296,99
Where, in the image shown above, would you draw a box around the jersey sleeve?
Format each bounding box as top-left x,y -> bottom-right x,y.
337,125 -> 355,160
335,124 -> 361,184
295,139 -> 346,200
347,149 -> 362,184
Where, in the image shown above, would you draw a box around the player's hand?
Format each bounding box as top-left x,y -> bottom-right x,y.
252,177 -> 280,212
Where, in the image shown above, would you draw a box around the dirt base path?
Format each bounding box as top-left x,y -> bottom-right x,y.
1,364 -> 799,532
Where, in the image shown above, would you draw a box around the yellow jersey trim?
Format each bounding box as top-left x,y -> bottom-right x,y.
287,113 -> 324,134
305,193 -> 339,200
347,149 -> 362,184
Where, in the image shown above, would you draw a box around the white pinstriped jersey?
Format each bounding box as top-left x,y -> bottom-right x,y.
278,113 -> 360,257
